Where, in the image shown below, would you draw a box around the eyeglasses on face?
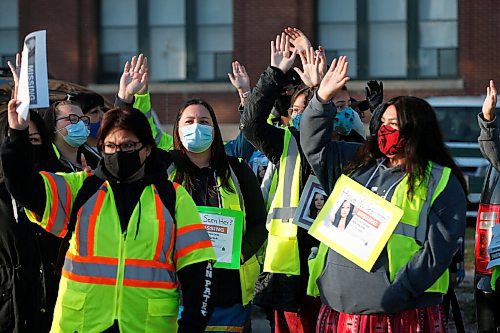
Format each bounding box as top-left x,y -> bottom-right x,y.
102,141 -> 143,154
55,114 -> 90,126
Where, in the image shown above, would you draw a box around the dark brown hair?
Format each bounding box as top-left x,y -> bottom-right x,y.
344,96 -> 467,197
172,99 -> 233,194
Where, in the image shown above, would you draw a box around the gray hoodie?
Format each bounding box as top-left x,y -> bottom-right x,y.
300,93 -> 466,314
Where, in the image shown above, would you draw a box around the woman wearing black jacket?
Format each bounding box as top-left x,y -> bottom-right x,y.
167,98 -> 268,333
0,110 -> 61,332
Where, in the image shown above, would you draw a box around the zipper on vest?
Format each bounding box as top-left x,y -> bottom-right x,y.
114,231 -> 126,320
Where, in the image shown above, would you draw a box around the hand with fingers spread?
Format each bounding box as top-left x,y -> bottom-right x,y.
317,56 -> 350,103
294,47 -> 322,88
7,99 -> 28,130
270,33 -> 297,74
228,61 -> 251,104
317,46 -> 328,78
284,27 -> 312,53
482,80 -> 497,121
7,53 -> 21,99
118,54 -> 148,103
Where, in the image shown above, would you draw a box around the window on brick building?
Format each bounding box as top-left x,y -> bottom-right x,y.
99,0 -> 233,82
0,0 -> 18,68
317,0 -> 458,79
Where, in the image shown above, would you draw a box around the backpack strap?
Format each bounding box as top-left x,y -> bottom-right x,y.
54,174 -> 103,275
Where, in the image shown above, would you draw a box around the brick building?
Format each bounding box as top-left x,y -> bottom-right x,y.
0,0 -> 498,137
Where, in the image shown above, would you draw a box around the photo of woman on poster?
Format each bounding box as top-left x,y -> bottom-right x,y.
330,200 -> 354,231
308,192 -> 327,219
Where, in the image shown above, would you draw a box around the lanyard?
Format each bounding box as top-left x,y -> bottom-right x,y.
364,158 -> 405,200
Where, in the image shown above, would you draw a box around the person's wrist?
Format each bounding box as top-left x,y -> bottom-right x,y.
118,90 -> 134,103
317,87 -> 332,104
238,88 -> 251,98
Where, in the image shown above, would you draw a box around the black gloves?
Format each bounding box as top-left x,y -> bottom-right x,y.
369,103 -> 385,138
365,80 -> 384,112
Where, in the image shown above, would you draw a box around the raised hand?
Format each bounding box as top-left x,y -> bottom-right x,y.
317,56 -> 350,103
482,80 -> 497,121
7,99 -> 28,130
118,54 -> 148,102
136,56 -> 149,95
365,80 -> 384,111
317,46 -> 327,78
294,47 -> 322,88
7,53 -> 21,98
228,61 -> 251,94
270,33 -> 297,74
284,27 -> 312,53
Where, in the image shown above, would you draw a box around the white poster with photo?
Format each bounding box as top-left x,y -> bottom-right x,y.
309,175 -> 403,271
17,30 -> 49,119
292,175 -> 327,230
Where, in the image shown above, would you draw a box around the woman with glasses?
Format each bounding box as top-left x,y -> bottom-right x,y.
2,99 -> 217,332
38,99 -> 100,172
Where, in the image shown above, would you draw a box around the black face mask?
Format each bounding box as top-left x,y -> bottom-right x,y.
103,148 -> 146,181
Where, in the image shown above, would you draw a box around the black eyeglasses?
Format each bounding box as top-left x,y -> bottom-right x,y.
102,141 -> 143,154
55,114 -> 90,126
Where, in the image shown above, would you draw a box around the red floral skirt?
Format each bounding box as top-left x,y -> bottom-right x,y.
316,304 -> 448,333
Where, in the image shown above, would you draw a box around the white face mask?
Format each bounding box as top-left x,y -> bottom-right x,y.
180,123 -> 214,153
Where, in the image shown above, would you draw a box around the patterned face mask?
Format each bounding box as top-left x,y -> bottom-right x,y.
333,107 -> 355,136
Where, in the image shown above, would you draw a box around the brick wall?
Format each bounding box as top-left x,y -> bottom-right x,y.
15,0 -> 500,126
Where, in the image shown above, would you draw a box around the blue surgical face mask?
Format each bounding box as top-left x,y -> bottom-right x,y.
89,121 -> 100,139
291,113 -> 303,130
180,123 -> 214,153
61,121 -> 90,147
333,107 -> 355,136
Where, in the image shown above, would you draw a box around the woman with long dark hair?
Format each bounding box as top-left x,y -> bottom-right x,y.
308,192 -> 326,220
300,56 -> 466,332
168,98 -> 267,332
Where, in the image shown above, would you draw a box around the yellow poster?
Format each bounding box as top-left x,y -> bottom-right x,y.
308,175 -> 403,272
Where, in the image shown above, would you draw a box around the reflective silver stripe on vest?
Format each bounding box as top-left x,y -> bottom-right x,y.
124,265 -> 177,283
63,257 -> 117,279
47,173 -> 71,236
167,164 -> 175,178
229,165 -> 245,213
392,165 -> 445,243
267,132 -> 299,223
144,109 -> 164,145
77,185 -> 107,257
267,207 -> 297,221
176,228 -> 211,252
156,192 -> 175,263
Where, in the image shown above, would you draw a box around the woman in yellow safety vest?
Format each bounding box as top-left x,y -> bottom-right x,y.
2,101 -> 216,333
166,98 -> 268,333
300,56 -> 467,332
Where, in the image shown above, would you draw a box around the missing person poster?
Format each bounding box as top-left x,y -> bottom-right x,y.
292,175 -> 327,230
198,206 -> 243,270
487,224 -> 500,269
308,175 -> 403,272
16,30 -> 49,120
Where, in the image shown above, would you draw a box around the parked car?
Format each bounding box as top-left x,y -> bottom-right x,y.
426,96 -> 490,221
475,163 -> 500,332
